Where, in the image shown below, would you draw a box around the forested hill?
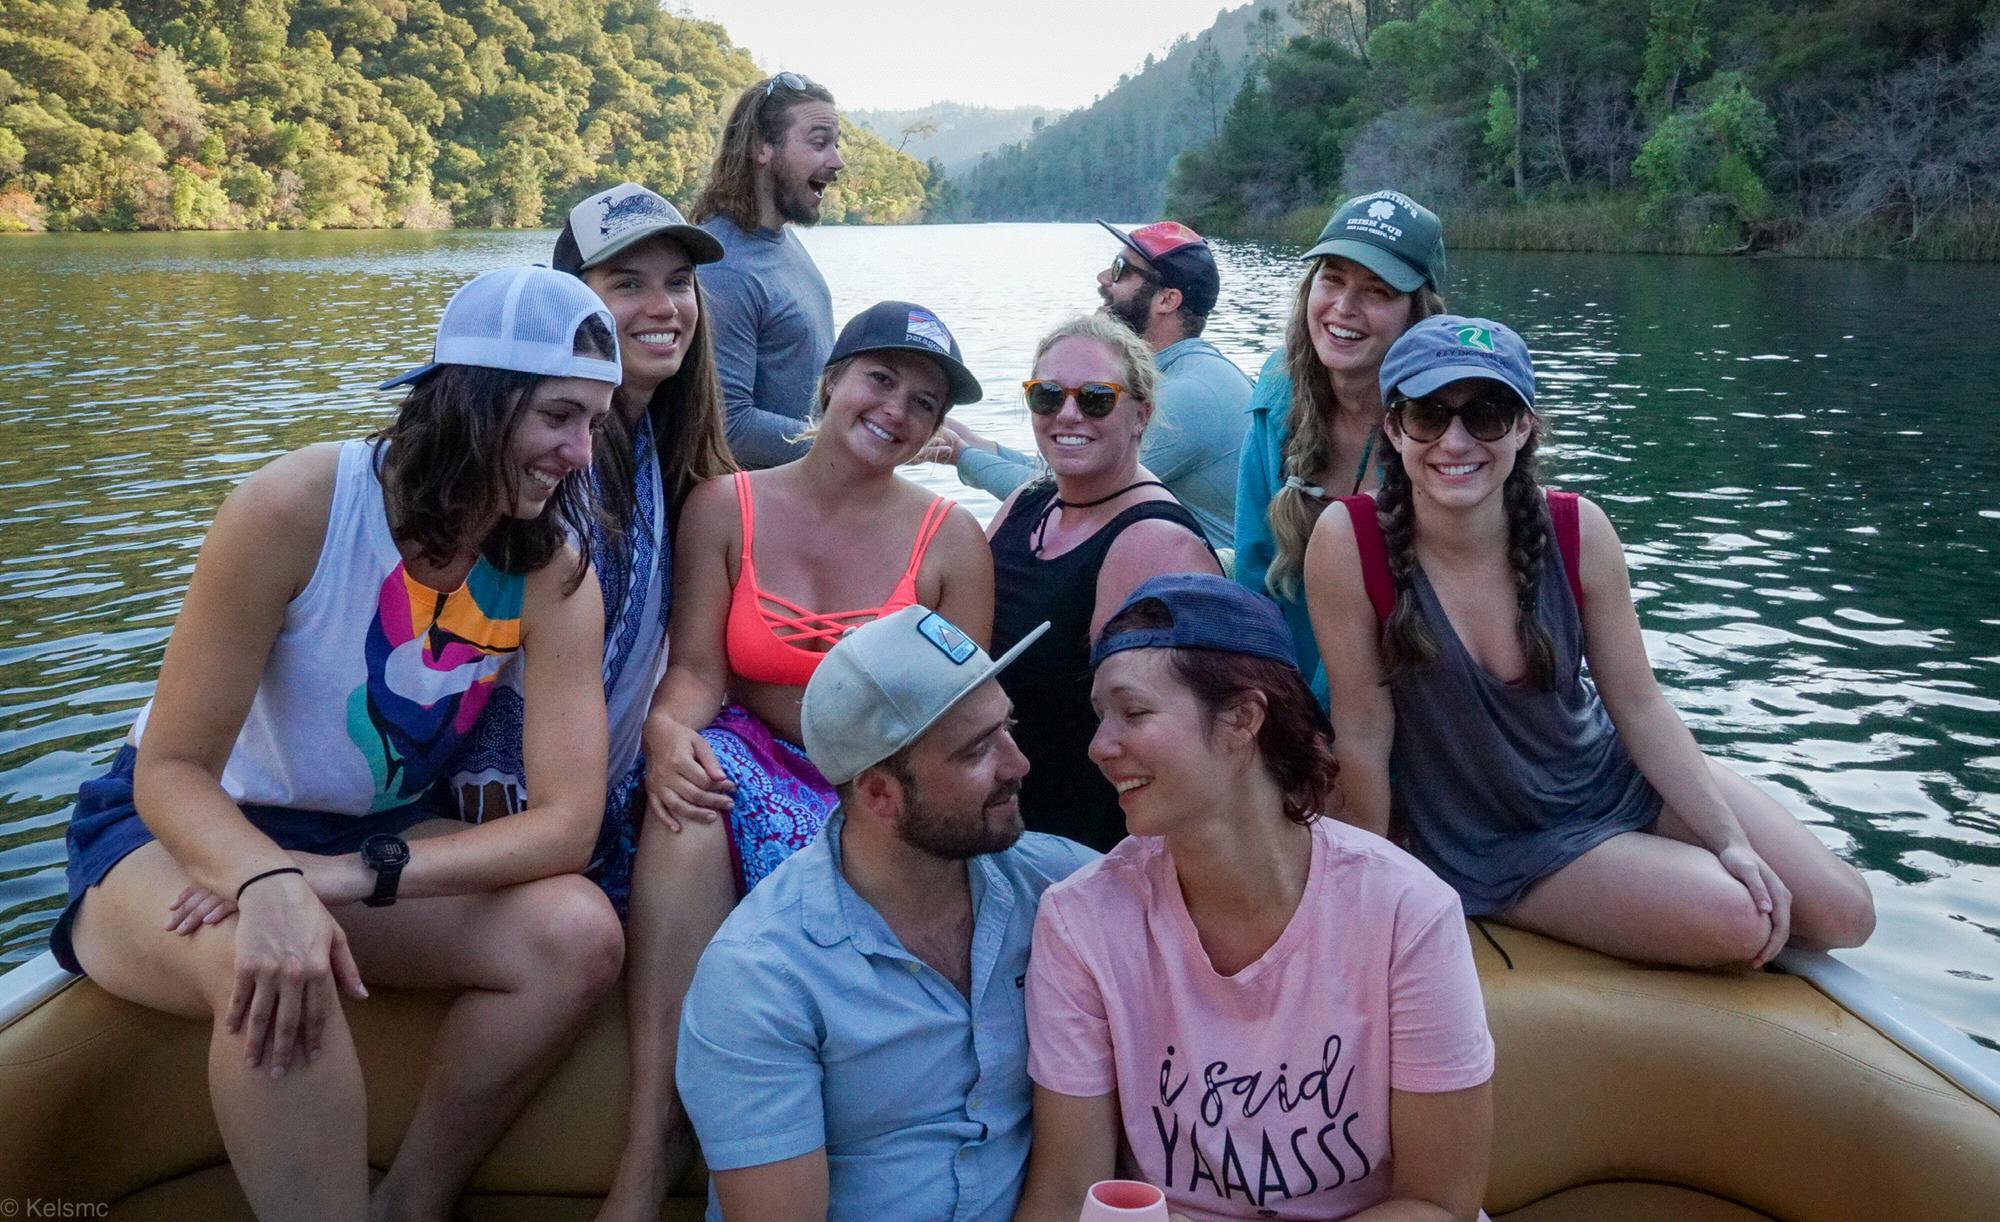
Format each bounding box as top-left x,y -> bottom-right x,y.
1166,0 -> 2000,259
0,0 -> 930,231
955,0 -> 1297,222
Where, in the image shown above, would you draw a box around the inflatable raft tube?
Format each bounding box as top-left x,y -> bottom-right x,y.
2,922 -> 1995,1220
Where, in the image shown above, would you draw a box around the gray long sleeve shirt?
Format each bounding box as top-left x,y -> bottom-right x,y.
698,215 -> 836,469
954,336 -> 1252,547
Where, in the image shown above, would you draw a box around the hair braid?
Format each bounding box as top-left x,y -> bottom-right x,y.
1502,427 -> 1557,689
1375,455 -> 1438,679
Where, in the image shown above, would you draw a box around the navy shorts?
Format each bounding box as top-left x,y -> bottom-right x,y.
50,744 -> 436,975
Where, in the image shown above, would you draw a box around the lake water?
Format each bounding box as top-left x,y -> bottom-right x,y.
0,223 -> 1995,1047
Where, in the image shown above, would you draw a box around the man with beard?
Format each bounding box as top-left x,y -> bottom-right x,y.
676,606 -> 1096,1221
692,73 -> 843,468
930,220 -> 1252,548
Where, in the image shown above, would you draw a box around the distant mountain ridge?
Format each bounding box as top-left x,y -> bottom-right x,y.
851,103 -> 1066,177
956,0 -> 1297,222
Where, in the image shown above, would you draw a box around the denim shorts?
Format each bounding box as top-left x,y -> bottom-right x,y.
49,743 -> 436,975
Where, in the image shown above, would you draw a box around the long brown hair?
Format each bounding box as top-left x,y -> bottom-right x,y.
373,314 -> 615,592
692,75 -> 838,231
593,272 -> 737,531
1263,265 -> 1444,600
1098,596 -> 1338,823
1375,397 -> 1556,689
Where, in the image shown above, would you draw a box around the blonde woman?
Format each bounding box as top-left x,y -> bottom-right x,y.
1232,191 -> 1446,704
986,313 -> 1221,851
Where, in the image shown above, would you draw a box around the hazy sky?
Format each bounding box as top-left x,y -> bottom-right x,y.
680,0 -> 1254,112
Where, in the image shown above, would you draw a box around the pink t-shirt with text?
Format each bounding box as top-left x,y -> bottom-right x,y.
1026,817 -> 1494,1221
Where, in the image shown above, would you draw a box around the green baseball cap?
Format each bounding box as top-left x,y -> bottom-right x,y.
1301,190 -> 1446,294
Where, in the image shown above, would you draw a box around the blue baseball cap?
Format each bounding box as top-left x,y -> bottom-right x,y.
1378,315 -> 1535,408
1091,573 -> 1298,671
827,300 -> 983,405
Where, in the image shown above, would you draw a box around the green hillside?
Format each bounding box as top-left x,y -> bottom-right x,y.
0,0 -> 927,231
1167,0 -> 2000,259
956,0 -> 1297,221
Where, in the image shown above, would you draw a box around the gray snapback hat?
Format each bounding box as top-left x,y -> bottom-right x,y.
801,607 -> 1048,785
552,182 -> 723,273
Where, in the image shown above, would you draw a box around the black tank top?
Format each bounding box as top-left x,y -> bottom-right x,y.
990,480 -> 1213,851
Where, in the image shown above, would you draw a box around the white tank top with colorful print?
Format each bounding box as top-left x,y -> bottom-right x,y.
130,439 -> 526,815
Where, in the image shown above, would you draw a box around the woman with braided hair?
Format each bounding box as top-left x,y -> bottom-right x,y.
1305,315 -> 1875,969
1232,190 -> 1447,706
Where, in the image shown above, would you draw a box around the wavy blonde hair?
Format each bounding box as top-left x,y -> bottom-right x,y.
1263,265 -> 1444,599
1032,312 -> 1159,406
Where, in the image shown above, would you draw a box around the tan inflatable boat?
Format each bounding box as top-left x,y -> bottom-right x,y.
3,922 -> 1996,1220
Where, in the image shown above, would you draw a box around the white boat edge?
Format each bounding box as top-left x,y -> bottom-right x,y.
1773,946 -> 2000,1115
4,944 -> 1997,1117
0,951 -> 74,1029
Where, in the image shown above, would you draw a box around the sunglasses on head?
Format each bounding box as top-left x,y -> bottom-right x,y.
1022,379 -> 1128,418
1389,388 -> 1527,443
762,71 -> 820,97
1109,254 -> 1157,285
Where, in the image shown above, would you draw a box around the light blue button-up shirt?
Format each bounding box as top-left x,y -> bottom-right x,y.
678,808 -> 1096,1221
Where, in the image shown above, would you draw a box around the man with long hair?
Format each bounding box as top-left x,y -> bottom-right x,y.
693,73 -> 843,469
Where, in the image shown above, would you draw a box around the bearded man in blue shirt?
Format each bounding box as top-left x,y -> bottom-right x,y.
676,608 -> 1096,1221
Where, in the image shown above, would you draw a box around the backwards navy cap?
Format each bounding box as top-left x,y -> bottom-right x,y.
1091,573 -> 1298,671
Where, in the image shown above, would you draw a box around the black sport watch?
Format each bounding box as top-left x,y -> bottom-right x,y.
360,834 -> 410,907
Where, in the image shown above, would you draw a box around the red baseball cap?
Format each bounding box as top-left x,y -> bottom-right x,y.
1096,220 -> 1221,316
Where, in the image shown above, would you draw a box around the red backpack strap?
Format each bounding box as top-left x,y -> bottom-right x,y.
1546,491 -> 1585,613
1336,494 -> 1395,626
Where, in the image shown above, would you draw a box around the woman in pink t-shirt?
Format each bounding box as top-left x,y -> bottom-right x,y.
1015,573 -> 1494,1222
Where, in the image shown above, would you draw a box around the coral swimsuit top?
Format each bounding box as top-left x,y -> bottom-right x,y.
725,473 -> 954,688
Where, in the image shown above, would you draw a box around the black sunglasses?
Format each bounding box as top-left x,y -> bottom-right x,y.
1110,254 -> 1157,285
1023,379 -> 1127,418
762,71 -> 820,97
1389,390 -> 1526,443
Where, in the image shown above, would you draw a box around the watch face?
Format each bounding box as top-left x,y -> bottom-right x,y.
362,834 -> 410,870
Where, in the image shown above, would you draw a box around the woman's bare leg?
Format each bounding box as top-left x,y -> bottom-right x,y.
595,814 -> 737,1222
1503,757 -> 1874,966
1671,759 -> 1875,949
69,841 -> 369,1222
337,868 -> 625,1222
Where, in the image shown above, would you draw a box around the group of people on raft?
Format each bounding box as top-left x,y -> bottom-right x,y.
44,73 -> 1876,1222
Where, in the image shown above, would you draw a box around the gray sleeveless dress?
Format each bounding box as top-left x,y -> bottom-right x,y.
1388,532 -> 1662,916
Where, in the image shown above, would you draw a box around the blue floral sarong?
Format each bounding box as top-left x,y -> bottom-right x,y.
700,704 -> 837,895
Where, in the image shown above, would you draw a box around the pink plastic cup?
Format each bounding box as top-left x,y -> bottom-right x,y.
1078,1179 -> 1169,1221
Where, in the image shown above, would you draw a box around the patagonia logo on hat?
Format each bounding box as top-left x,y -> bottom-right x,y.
916,612 -> 976,664
598,190 -> 672,237
1456,326 -> 1496,352
905,308 -> 952,355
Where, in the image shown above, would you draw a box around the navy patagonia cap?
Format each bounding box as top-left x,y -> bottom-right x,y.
1091,573 -> 1298,670
828,300 -> 983,405
1378,314 -> 1536,408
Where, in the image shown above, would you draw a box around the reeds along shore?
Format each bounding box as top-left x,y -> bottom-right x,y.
1229,198 -> 2000,262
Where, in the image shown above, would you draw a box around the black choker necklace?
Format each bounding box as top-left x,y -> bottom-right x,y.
1030,479 -> 1168,555
1057,479 -> 1167,509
